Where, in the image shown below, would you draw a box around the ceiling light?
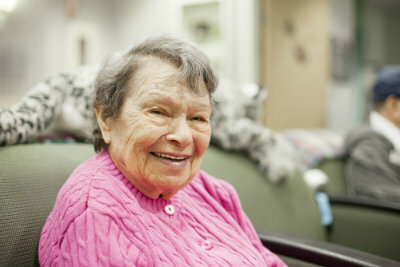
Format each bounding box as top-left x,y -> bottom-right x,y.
0,0 -> 18,13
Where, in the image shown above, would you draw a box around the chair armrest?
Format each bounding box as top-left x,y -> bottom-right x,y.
257,228 -> 400,267
326,194 -> 400,260
329,195 -> 400,213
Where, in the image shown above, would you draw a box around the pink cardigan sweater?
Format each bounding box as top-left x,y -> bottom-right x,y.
39,151 -> 286,267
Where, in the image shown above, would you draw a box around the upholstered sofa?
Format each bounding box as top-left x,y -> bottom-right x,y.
1,143 -> 399,267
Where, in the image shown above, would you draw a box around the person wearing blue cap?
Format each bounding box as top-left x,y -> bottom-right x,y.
343,66 -> 400,203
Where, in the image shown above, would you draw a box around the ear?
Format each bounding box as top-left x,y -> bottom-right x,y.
391,96 -> 400,118
385,96 -> 398,112
95,109 -> 112,144
383,95 -> 400,123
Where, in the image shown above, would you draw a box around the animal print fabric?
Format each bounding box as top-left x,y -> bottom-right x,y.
0,66 -> 298,182
0,66 -> 98,145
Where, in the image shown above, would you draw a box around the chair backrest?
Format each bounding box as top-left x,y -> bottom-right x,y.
316,157 -> 400,261
317,157 -> 347,195
328,196 -> 400,261
0,143 -> 95,267
202,146 -> 327,241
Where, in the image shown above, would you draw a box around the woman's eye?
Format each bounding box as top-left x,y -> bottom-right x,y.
192,116 -> 207,122
151,109 -> 164,115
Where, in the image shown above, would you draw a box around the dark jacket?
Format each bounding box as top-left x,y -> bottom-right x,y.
344,126 -> 400,202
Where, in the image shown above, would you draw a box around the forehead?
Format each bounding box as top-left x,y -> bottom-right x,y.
129,58 -> 210,102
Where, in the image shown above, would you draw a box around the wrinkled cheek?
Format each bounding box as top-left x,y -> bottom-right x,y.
197,133 -> 211,156
191,134 -> 211,174
116,141 -> 139,172
128,147 -> 151,178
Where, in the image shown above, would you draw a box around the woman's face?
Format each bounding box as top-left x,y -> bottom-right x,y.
97,59 -> 212,200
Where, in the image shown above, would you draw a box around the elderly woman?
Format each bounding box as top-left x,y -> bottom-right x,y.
38,35 -> 286,267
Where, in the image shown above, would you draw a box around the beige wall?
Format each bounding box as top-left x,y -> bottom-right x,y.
261,0 -> 330,130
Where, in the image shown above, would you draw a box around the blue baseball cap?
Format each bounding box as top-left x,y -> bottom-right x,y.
372,66 -> 400,102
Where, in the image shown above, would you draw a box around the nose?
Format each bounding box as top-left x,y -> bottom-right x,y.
166,117 -> 192,146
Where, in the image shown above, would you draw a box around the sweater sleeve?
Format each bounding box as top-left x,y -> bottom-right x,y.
205,175 -> 287,267
51,208 -> 149,267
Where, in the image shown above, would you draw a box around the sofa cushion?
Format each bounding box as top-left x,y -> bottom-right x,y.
0,143 -> 95,267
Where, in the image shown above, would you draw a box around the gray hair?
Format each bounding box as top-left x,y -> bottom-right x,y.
93,35 -> 219,152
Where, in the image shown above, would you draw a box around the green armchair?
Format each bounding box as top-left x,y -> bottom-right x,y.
1,143 -> 399,267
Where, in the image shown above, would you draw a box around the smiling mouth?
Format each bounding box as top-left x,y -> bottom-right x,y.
151,152 -> 188,162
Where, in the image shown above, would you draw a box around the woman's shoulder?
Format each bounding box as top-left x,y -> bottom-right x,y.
194,170 -> 235,190
189,170 -> 240,205
345,126 -> 392,150
54,151 -> 127,218
60,151 -> 112,193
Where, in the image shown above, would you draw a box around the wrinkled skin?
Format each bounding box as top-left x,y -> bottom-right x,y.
97,59 -> 212,200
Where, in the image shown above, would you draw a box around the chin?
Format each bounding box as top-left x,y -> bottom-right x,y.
162,176 -> 190,188
158,174 -> 192,189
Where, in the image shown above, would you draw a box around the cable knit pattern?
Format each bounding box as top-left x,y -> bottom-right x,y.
39,151 -> 286,267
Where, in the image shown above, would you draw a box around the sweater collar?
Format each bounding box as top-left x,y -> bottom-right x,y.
97,150 -> 185,209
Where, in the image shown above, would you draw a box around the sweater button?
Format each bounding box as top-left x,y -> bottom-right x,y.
164,204 -> 175,215
200,240 -> 213,250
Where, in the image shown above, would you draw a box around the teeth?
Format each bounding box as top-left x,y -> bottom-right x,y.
153,152 -> 186,161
